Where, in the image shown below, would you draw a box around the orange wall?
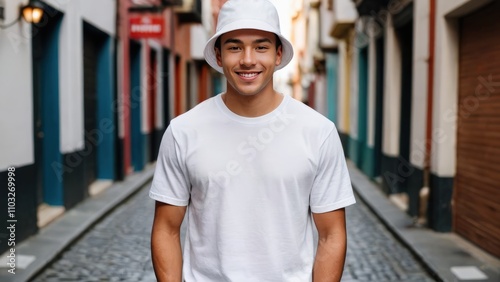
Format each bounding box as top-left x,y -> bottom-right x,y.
173,16 -> 192,115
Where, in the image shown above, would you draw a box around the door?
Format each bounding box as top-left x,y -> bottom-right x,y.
149,49 -> 158,161
130,40 -> 144,171
358,47 -> 368,169
455,0 -> 500,257
395,18 -> 413,194
32,12 -> 63,207
83,26 -> 99,188
374,36 -> 385,178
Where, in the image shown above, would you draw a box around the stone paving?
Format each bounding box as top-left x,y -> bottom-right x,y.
32,184 -> 435,282
342,202 -> 435,282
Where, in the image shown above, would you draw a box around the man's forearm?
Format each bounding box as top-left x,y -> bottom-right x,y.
312,235 -> 347,282
151,231 -> 183,282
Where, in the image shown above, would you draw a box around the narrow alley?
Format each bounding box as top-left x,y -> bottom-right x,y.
31,183 -> 434,282
1,0 -> 499,281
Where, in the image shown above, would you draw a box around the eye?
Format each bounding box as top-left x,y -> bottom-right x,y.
256,46 -> 269,51
227,46 -> 241,51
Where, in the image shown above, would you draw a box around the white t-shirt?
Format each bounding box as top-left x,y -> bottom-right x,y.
150,93 -> 356,281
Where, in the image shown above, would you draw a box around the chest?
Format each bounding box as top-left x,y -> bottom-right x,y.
183,124 -> 318,190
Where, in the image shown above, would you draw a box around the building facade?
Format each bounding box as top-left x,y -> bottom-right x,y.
316,0 -> 500,257
1,0 -> 118,255
0,0 -> 216,255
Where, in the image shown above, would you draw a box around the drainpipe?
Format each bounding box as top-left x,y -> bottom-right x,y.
419,0 -> 436,225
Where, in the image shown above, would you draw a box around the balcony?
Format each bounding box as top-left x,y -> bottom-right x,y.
175,0 -> 202,24
319,0 -> 338,49
329,0 -> 358,39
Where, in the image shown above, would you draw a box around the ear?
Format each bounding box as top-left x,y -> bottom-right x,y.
215,48 -> 223,67
275,45 -> 283,66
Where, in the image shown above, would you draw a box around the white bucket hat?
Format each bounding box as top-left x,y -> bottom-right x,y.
203,0 -> 294,74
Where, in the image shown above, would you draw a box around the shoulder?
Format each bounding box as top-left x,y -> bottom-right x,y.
164,96 -> 220,145
284,96 -> 336,136
169,96 -> 218,130
285,96 -> 333,125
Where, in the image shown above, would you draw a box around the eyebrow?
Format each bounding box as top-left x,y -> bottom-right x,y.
223,38 -> 273,45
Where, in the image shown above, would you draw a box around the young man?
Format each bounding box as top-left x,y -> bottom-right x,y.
150,0 -> 356,281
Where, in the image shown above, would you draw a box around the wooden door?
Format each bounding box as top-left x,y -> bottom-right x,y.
455,0 -> 500,257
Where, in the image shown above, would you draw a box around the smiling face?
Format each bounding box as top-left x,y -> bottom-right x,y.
215,29 -> 283,97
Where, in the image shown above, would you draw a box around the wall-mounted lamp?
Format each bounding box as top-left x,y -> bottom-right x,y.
21,1 -> 45,24
0,0 -> 44,29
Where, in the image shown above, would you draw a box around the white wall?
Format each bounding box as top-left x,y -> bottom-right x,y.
81,0 -> 116,35
59,3 -> 85,152
333,0 -> 358,22
305,4 -> 320,73
0,0 -> 34,171
441,0 -> 493,17
409,0 -> 430,169
45,0 -> 116,35
191,24 -> 208,60
382,14 -> 401,157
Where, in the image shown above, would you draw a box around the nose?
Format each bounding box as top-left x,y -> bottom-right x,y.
240,47 -> 256,67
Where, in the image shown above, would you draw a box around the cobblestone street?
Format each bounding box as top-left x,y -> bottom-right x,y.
32,183 -> 435,282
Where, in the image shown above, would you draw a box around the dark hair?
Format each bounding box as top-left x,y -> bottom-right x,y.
214,34 -> 283,51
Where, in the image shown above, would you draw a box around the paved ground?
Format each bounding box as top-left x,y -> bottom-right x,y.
32,184 -> 435,282
342,201 -> 435,282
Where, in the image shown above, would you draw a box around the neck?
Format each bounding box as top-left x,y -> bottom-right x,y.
223,87 -> 283,117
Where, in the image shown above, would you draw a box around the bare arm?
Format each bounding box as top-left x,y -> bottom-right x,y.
151,201 -> 187,282
312,208 -> 348,282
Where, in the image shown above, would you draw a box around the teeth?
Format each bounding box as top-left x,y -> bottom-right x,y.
239,73 -> 258,78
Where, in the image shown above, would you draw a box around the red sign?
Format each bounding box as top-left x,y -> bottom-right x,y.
130,15 -> 164,38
